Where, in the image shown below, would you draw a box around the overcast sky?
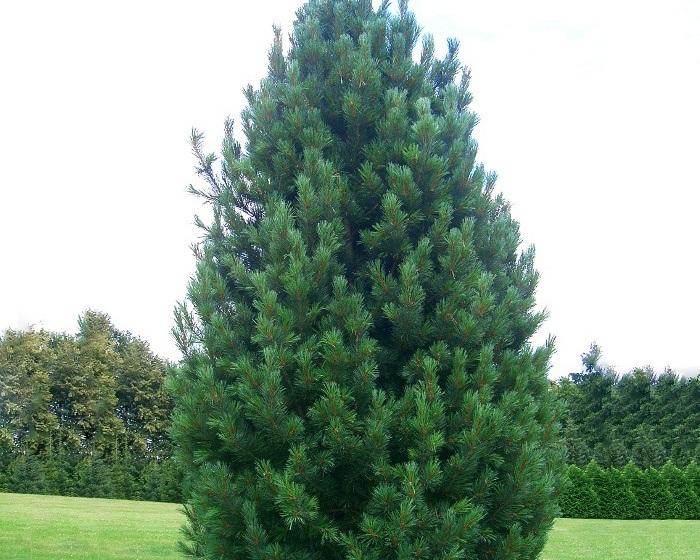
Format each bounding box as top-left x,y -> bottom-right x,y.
1,0 -> 698,378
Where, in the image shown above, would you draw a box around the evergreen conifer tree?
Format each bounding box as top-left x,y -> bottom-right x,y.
73,449 -> 114,498
596,466 -> 636,519
677,378 -> 700,465
564,436 -> 592,467
620,461 -> 643,519
110,439 -> 137,499
138,458 -> 181,502
686,461 -> 700,497
138,460 -> 162,502
609,367 -> 653,452
0,428 -> 14,491
660,461 -> 700,519
559,464 -> 599,518
6,448 -> 46,495
653,371 -> 683,463
42,438 -> 73,496
157,457 -> 182,503
171,1 -> 564,558
631,427 -> 666,469
73,454 -> 98,497
561,345 -> 616,460
637,467 -> 673,519
555,348 -> 700,468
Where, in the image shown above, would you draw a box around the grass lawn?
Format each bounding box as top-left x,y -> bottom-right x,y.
542,517 -> 700,560
2,493 -> 700,560
0,493 -> 181,560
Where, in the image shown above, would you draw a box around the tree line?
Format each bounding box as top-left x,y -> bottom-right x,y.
0,311 -> 180,502
560,460 -> 700,519
2,316 -> 698,511
0,439 -> 179,502
554,344 -> 700,468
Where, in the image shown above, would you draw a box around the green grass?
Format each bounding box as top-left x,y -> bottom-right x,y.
0,493 -> 182,560
542,517 -> 700,560
2,493 -> 700,559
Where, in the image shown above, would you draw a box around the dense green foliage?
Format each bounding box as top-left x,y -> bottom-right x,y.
0,311 -> 179,502
559,460 -> 700,519
555,344 -> 700,468
171,1 -> 564,558
0,444 -> 180,503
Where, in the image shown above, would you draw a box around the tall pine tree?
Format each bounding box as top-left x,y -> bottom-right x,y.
171,1 -> 564,558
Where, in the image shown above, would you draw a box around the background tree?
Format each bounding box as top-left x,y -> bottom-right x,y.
0,329 -> 57,450
675,377 -> 700,465
639,467 -> 674,519
686,461 -> 700,498
630,427 -> 666,469
555,345 -> 700,468
558,465 -> 599,519
620,462 -> 642,519
661,461 -> 700,519
559,461 -> 700,520
563,345 -> 617,462
114,330 -> 173,456
590,464 -> 636,519
0,311 -> 178,502
171,1 -> 565,558
610,367 -> 653,452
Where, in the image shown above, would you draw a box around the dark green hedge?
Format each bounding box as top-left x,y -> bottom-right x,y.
0,444 -> 181,503
560,460 -> 700,519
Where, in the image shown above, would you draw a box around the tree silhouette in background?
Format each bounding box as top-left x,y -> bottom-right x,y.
0,311 -> 179,502
555,344 -> 700,468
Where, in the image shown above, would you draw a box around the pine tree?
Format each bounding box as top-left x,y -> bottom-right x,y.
171,1 -> 564,558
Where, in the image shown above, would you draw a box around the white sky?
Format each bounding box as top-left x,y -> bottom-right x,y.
1,0 -> 698,378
